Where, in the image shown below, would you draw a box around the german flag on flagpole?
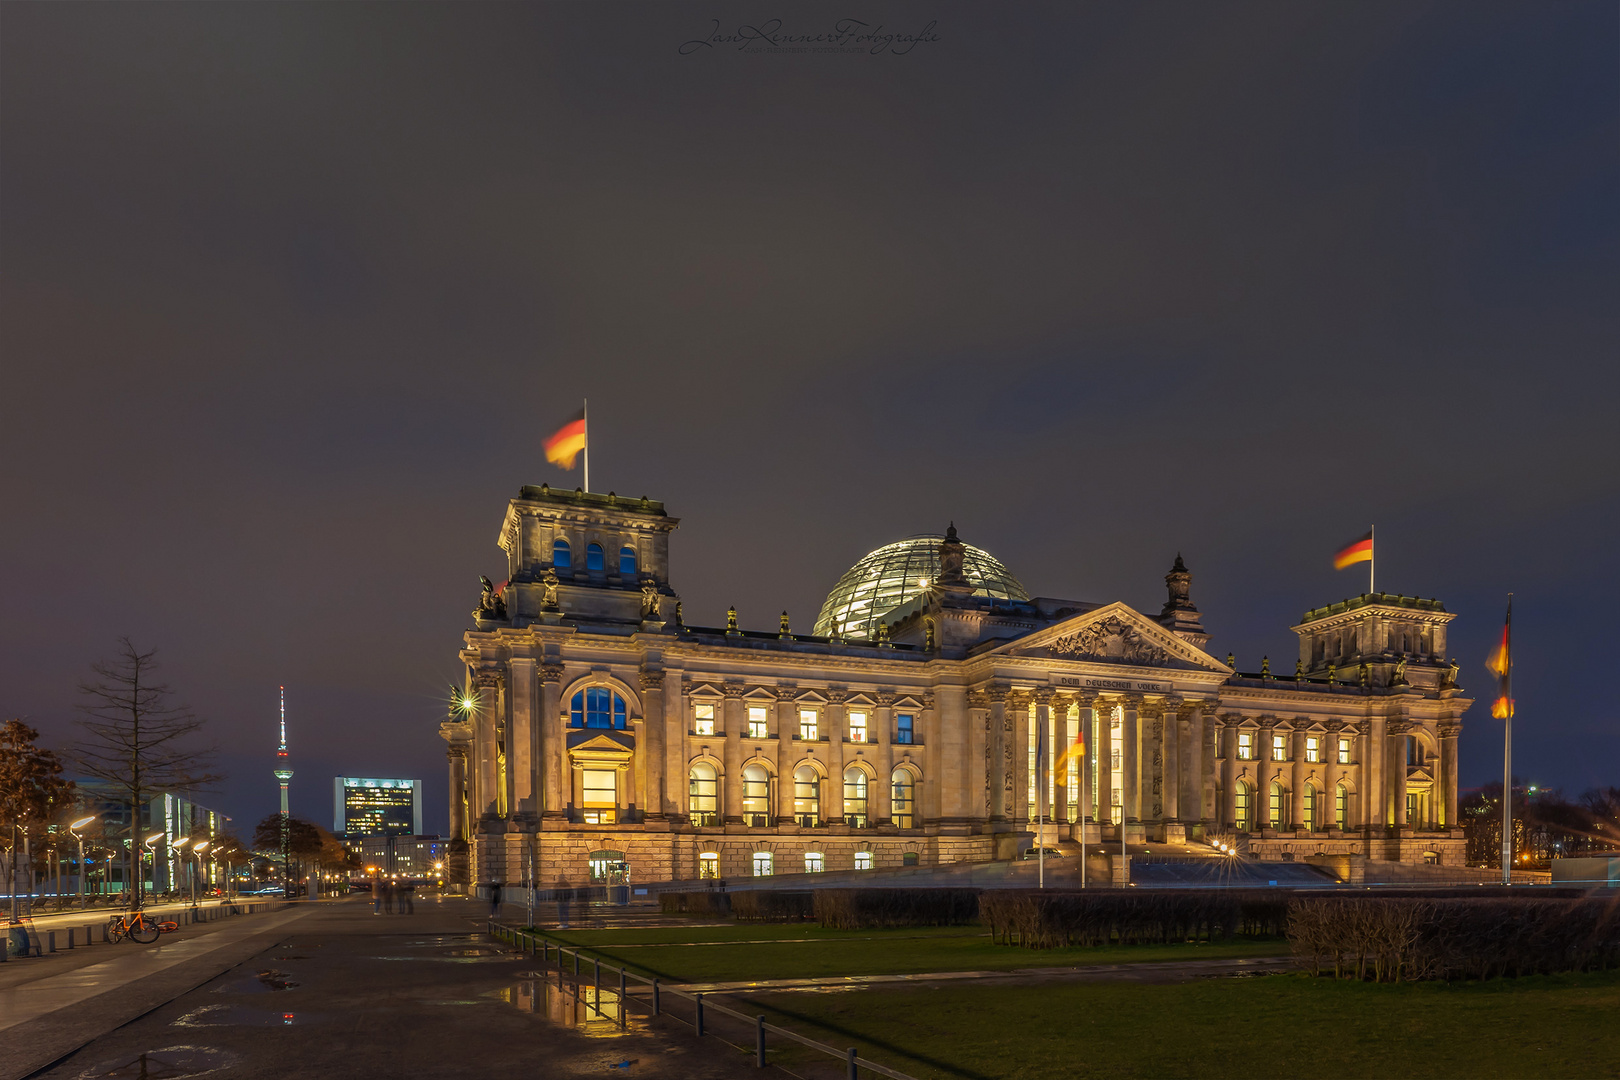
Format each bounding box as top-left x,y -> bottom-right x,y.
1333,530 -> 1374,569
1486,597 -> 1513,719
543,406 -> 587,471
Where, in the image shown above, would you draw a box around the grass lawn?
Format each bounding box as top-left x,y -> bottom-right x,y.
527,923 -> 1285,983
749,969 -> 1620,1079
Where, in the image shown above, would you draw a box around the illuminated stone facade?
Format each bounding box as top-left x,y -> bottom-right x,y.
446,487 -> 1469,887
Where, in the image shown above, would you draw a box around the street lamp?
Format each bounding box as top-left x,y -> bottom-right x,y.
193,842 -> 210,908
171,837 -> 191,905
69,816 -> 96,909
140,832 -> 165,910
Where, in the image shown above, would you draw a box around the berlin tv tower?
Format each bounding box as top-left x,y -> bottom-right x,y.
273,685 -> 292,818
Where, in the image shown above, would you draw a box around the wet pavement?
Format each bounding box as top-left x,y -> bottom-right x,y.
28,897 -> 781,1080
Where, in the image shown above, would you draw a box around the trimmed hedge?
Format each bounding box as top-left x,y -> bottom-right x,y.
659,890 -> 731,917
980,890 -> 1291,948
1288,897 -> 1620,982
814,889 -> 980,929
730,890 -> 815,922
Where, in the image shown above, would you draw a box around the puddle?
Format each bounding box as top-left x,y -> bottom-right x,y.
1199,970 -> 1277,979
78,1045 -> 240,1078
211,970 -> 299,994
173,1005 -> 313,1027
497,978 -> 646,1037
271,955 -> 309,961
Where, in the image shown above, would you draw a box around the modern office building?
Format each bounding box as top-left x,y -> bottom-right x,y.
446,486 -> 1472,887
356,834 -> 447,878
334,777 -> 422,838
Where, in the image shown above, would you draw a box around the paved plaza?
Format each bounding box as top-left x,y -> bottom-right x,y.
3,896 -> 772,1080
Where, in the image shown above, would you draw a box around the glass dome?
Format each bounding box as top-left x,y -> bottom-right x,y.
813,535 -> 1030,640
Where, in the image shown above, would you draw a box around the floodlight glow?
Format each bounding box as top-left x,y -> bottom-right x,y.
172,837 -> 191,848
71,815 -> 96,829
194,841 -> 210,852
145,832 -> 164,844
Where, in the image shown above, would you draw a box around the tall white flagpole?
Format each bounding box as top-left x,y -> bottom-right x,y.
583,398 -> 590,494
1370,524 -> 1375,595
1037,706 -> 1046,890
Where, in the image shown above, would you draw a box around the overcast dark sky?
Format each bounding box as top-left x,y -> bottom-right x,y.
3,2 -> 1616,837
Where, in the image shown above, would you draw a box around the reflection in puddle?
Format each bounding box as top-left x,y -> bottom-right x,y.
174,1005 -> 310,1027
79,1045 -> 240,1078
212,970 -> 299,994
498,979 -> 646,1038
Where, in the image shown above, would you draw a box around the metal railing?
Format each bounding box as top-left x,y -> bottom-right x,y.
487,919 -> 917,1080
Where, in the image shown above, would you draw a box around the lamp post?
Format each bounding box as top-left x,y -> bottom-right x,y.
191,841 -> 210,909
69,816 -> 96,909
140,832 -> 164,910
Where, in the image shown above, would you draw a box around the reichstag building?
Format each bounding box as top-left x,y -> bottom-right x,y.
444,486 -> 1470,886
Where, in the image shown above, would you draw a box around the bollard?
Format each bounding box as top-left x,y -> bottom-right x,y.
66,926 -> 75,949
47,930 -> 56,954
757,1015 -> 767,1067
847,1047 -> 858,1080
594,956 -> 601,1000
695,993 -> 704,1037
652,978 -> 659,1015
574,950 -> 580,977
618,967 -> 626,1027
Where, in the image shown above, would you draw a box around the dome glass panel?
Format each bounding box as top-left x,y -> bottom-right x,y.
812,535 -> 1029,640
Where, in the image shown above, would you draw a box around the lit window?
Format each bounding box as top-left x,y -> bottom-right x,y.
688,762 -> 718,826
1303,785 -> 1317,830
1111,786 -> 1122,808
553,538 -> 571,569
742,764 -> 770,827
843,767 -> 868,827
1305,737 -> 1320,763
793,766 -> 820,826
1237,733 -> 1254,761
752,851 -> 773,877
805,852 -> 824,873
747,706 -> 769,739
1269,782 -> 1283,826
1338,738 -> 1351,764
895,713 -> 914,744
1235,782 -> 1253,831
694,702 -> 716,736
848,711 -> 867,743
699,852 -> 719,879
1272,735 -> 1287,761
1111,749 -> 1121,771
890,768 -> 915,829
582,769 -> 616,825
586,543 -> 605,572
1335,784 -> 1347,830
854,851 -> 873,871
619,546 -> 638,577
571,687 -> 627,729
799,709 -> 818,741
588,850 -> 624,881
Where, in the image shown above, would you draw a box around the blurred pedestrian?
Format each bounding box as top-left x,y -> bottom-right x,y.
401,880 -> 415,914
383,878 -> 396,914
371,875 -> 382,914
555,875 -> 571,930
488,880 -> 502,918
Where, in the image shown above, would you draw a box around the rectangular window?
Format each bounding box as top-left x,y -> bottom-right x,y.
895,713 -> 914,744
694,703 -> 716,737
799,709 -> 818,741
1111,786 -> 1122,808
698,853 -> 719,879
1272,734 -> 1287,761
1338,738 -> 1351,765
1237,733 -> 1254,761
891,773 -> 914,829
1335,787 -> 1347,829
581,769 -> 616,825
1111,749 -> 1121,771
804,852 -> 824,873
1305,736 -> 1320,764
747,706 -> 769,740
848,710 -> 867,744
751,852 -> 773,877
854,851 -> 873,871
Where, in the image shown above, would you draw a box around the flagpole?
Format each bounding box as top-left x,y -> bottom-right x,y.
1369,524 -> 1375,595
582,398 -> 590,494
1037,706 -> 1046,891
1501,593 -> 1513,886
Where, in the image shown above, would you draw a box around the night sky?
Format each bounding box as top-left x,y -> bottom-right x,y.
3,3 -> 1615,838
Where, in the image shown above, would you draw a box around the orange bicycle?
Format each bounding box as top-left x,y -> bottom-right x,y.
106,911 -> 180,944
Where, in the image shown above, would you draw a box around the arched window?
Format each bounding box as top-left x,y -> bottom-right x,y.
688,762 -> 718,826
843,767 -> 869,828
793,765 -> 820,827
586,542 -> 605,572
742,764 -> 770,827
570,687 -> 628,730
698,852 -> 719,879
891,768 -> 915,829
1335,784 -> 1348,830
1303,784 -> 1317,831
1268,782 -> 1284,828
751,851 -> 773,877
804,851 -> 824,873
619,546 -> 638,577
1234,781 -> 1253,831
553,538 -> 572,569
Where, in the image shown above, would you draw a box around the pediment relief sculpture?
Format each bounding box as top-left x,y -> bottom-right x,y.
1050,617 -> 1176,667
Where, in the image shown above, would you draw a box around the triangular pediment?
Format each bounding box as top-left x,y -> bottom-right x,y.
990,602 -> 1232,673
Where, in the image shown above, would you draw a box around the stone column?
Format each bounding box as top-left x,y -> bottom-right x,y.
986,687 -> 1008,822
1051,696 -> 1069,826
1438,720 -> 1462,829
825,690 -> 848,824
1121,696 -> 1141,827
919,693 -> 940,825
1197,704 -> 1216,827
1011,691 -> 1032,826
1160,698 -> 1181,827
1218,716 -> 1238,829
448,745 -> 469,841
474,671 -> 501,819
775,687 -> 796,825
1034,690 -> 1055,832
1389,720 -> 1410,829
874,693 -> 896,825
540,664 -> 566,819
1094,698 -> 1114,834
640,670 -> 667,820
1181,703 -> 1204,828
722,685 -> 745,824
1288,724 -> 1306,831
508,658 -> 537,819
1365,715 -> 1385,829
1256,716 -> 1276,830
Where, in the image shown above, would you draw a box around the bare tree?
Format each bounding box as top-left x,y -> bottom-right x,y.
74,638 -> 222,910
0,720 -> 75,921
